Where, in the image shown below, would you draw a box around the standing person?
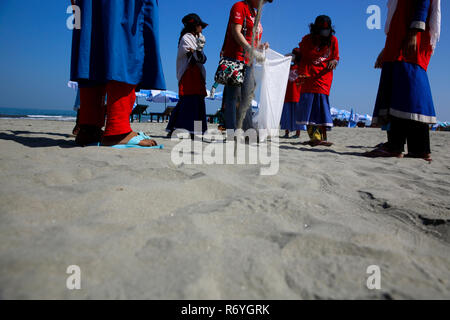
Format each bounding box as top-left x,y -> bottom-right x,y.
221,0 -> 272,132
70,0 -> 166,147
68,81 -> 81,136
366,0 -> 440,161
280,64 -> 303,138
166,14 -> 208,136
294,15 -> 339,147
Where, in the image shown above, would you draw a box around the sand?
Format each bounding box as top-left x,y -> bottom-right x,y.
0,119 -> 449,300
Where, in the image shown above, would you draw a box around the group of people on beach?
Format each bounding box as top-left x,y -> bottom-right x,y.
69,0 -> 440,161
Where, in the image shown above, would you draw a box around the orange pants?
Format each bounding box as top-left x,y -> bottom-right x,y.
79,81 -> 136,136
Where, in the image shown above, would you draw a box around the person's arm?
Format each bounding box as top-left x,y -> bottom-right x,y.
231,23 -> 265,63
410,0 -> 431,31
327,37 -> 339,70
374,48 -> 385,69
404,0 -> 431,56
231,23 -> 252,52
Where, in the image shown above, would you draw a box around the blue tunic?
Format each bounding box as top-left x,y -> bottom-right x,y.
296,93 -> 333,127
280,102 -> 305,131
373,61 -> 436,125
70,0 -> 166,90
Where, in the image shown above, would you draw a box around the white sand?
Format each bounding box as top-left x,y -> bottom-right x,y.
0,119 -> 449,299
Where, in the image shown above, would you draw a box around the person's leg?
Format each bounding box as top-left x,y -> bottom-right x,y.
166,99 -> 182,136
238,66 -> 256,131
385,117 -> 407,154
307,126 -> 322,141
321,126 -> 328,141
102,81 -> 157,146
224,85 -> 239,131
78,86 -> 106,128
75,84 -> 107,146
406,120 -> 432,160
72,110 -> 81,136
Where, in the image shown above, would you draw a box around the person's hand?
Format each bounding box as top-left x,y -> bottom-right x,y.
374,48 -> 384,69
403,29 -> 418,57
196,33 -> 206,51
285,53 -> 296,62
253,49 -> 266,64
296,74 -> 309,85
327,59 -> 338,70
259,42 -> 269,50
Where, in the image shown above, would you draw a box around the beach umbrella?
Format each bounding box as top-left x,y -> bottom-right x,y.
206,91 -> 223,101
135,90 -> 152,98
337,109 -> 350,120
348,108 -> 358,128
147,90 -> 179,109
357,114 -> 373,126
330,107 -> 339,117
207,91 -> 258,107
147,90 -> 179,103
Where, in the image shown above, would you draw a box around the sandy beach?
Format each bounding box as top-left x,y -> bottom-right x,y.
0,118 -> 449,299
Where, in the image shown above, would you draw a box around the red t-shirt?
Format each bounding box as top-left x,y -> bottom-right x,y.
296,35 -> 339,96
383,0 -> 433,71
178,64 -> 207,97
285,66 -> 302,103
222,1 -> 263,64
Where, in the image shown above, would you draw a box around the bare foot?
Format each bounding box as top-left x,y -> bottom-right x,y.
101,131 -> 158,147
308,140 -> 333,147
405,153 -> 432,162
363,147 -> 404,158
72,124 -> 80,136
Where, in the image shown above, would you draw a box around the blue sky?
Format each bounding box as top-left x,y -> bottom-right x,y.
0,0 -> 448,120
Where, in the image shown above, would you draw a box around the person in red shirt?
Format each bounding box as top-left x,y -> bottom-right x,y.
366,0 -> 440,162
166,14 -> 208,135
293,15 -> 339,147
280,64 -> 305,138
221,0 -> 272,132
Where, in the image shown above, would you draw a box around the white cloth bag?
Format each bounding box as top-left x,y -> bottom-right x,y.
253,49 -> 292,141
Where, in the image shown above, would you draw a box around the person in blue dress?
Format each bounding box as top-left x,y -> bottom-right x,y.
70,0 -> 166,147
366,0 -> 440,161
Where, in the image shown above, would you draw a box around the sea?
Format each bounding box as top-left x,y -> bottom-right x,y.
0,101 -> 223,123
0,107 -> 77,122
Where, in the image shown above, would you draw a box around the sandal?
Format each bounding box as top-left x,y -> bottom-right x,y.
308,140 -> 334,147
111,132 -> 163,149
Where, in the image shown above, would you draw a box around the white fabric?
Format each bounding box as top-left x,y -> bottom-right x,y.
429,0 -> 441,52
176,33 -> 206,82
67,81 -> 78,90
385,0 -> 440,52
252,49 -> 292,142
